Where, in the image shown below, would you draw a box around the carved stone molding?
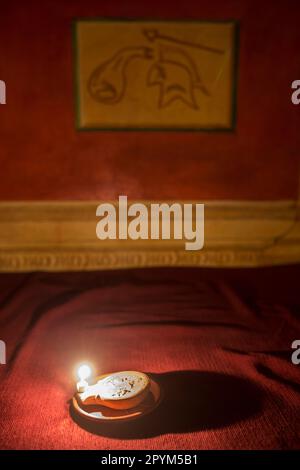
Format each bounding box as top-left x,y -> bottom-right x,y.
0,200 -> 299,271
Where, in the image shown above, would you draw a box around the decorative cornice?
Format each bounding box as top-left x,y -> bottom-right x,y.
0,200 -> 299,271
0,249 -> 263,271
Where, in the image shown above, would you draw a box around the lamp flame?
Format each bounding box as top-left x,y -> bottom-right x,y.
77,364 -> 92,381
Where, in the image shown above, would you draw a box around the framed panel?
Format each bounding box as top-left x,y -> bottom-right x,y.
74,19 -> 239,131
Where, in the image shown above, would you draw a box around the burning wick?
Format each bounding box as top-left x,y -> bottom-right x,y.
77,364 -> 92,393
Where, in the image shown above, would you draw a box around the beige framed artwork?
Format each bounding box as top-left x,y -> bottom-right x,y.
73,19 -> 239,131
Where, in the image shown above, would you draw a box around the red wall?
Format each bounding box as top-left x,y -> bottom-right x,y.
0,0 -> 299,201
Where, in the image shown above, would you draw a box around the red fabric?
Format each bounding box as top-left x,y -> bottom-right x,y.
0,268 -> 299,449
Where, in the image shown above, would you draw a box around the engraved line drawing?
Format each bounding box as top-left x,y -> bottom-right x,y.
88,46 -> 153,104
87,29 -> 225,109
147,45 -> 210,109
143,28 -> 224,55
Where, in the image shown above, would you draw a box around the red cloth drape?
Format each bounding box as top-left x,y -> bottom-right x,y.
0,268 -> 299,449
